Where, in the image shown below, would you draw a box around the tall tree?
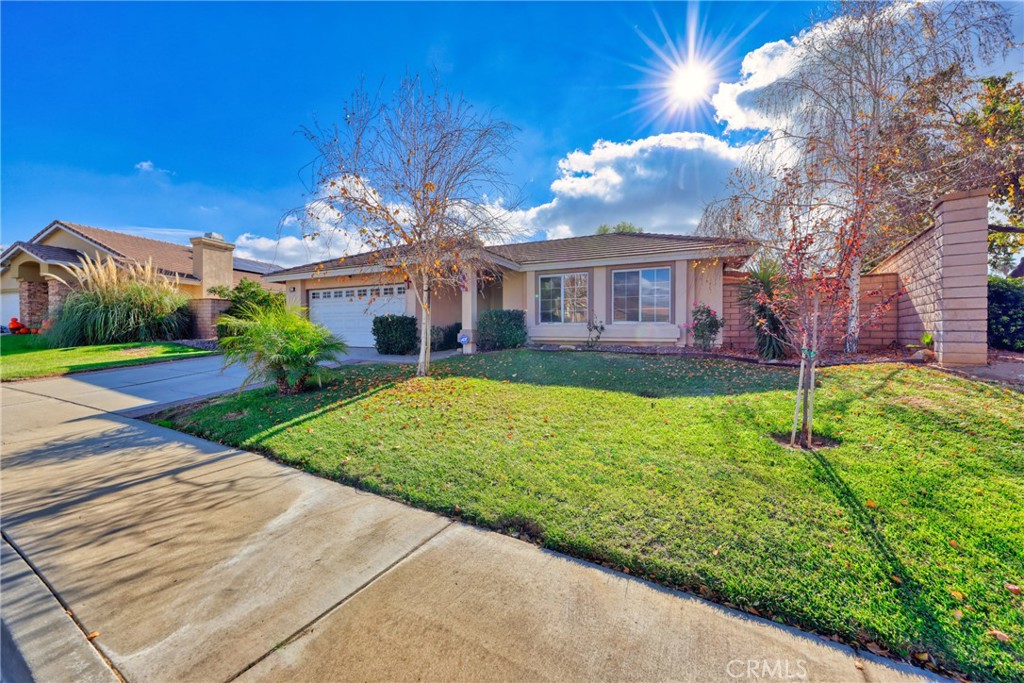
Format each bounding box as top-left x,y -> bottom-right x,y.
301,75 -> 518,376
707,0 -> 1013,351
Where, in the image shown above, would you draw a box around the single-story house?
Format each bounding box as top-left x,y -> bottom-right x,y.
1,220 -> 281,336
263,232 -> 757,351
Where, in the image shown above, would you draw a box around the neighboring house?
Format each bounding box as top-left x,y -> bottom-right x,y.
0,220 -> 281,336
263,232 -> 757,350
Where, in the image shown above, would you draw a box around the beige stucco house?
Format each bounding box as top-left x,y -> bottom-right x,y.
263,232 -> 757,351
1,220 -> 281,336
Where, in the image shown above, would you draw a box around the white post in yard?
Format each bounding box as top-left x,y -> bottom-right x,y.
460,270 -> 479,355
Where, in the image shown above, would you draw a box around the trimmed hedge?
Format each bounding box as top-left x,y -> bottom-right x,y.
477,309 -> 527,351
431,322 -> 462,352
989,276 -> 1024,351
372,314 -> 418,355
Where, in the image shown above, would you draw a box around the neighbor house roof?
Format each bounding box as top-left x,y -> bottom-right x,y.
2,241 -> 84,267
265,232 -> 758,281
1,220 -> 280,281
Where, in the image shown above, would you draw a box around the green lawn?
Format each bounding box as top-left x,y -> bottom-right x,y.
161,350 -> 1024,682
1,334 -> 213,380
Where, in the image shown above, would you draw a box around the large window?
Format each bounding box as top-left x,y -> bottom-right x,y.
613,267 -> 671,323
539,273 -> 588,323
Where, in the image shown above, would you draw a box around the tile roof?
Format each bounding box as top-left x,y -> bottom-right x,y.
4,241 -> 84,265
29,221 -> 279,279
266,232 -> 756,278
486,232 -> 755,266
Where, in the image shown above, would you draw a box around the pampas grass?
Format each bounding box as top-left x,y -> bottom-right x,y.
46,255 -> 192,347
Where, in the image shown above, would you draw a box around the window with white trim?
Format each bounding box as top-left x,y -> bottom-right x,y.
612,267 -> 671,323
539,273 -> 588,323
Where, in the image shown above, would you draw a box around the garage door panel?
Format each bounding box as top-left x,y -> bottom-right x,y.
308,285 -> 406,347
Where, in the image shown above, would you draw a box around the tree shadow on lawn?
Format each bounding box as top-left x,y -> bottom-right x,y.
801,444 -> 961,674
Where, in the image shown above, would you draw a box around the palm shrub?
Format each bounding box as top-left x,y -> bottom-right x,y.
46,255 -> 192,347
219,305 -> 348,394
738,260 -> 789,360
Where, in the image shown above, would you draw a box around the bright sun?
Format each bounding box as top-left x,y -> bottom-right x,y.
668,62 -> 712,105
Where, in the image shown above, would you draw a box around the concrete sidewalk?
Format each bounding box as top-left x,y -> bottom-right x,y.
0,364 -> 940,683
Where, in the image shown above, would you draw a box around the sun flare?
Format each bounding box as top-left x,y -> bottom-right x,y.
668,61 -> 713,105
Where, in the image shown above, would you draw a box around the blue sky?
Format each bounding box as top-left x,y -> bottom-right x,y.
2,2 -> 1021,266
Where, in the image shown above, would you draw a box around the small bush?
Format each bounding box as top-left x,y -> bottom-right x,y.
688,303 -> 724,351
477,309 -> 527,351
219,306 -> 347,393
209,279 -> 286,337
989,276 -> 1024,351
46,255 -> 191,347
372,314 -> 418,355
430,321 -> 462,352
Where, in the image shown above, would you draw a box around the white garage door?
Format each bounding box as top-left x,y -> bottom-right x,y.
308,284 -> 407,347
1,291 -> 20,325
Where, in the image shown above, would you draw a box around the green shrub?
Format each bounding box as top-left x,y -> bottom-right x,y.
46,255 -> 191,347
219,306 -> 347,393
430,322 -> 462,352
688,303 -> 724,351
477,309 -> 527,351
209,279 -> 286,336
738,261 -> 789,360
989,276 -> 1024,351
372,314 -> 418,355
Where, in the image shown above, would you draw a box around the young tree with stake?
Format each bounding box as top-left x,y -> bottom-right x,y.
300,75 -> 519,376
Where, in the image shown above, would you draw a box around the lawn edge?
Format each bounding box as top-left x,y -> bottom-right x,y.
0,348 -> 217,383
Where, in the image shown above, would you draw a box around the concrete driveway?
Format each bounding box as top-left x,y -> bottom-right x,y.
3,347 -> 458,417
0,358 -> 940,683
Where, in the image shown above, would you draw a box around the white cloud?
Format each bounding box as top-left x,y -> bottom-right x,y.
545,224 -> 574,240
234,232 -> 352,268
712,38 -> 799,131
507,132 -> 745,239
135,160 -> 156,172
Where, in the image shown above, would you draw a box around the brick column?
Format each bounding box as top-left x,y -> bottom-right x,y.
18,280 -> 48,328
188,298 -> 232,339
933,189 -> 989,367
47,280 -> 73,319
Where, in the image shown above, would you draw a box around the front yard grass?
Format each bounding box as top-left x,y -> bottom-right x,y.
162,350 -> 1023,682
0,334 -> 212,380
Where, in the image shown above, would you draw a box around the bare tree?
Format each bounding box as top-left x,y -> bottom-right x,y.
708,0 -> 1014,352
301,75 -> 519,376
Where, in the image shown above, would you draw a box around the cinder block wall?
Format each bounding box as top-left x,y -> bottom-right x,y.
873,188 -> 989,367
872,227 -> 940,345
720,272 -> 900,352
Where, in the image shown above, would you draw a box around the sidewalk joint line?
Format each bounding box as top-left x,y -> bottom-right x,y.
223,519 -> 456,683
1,529 -> 129,683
